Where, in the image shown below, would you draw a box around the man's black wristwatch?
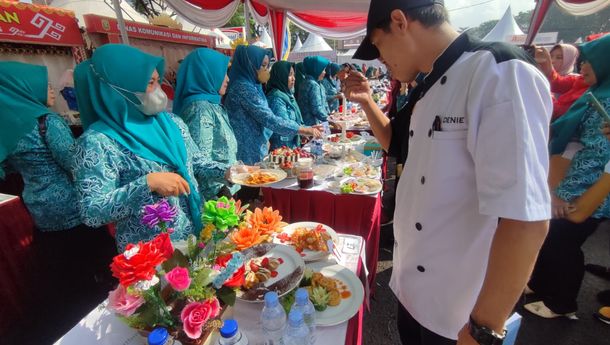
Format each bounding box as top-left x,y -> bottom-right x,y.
468,316 -> 506,345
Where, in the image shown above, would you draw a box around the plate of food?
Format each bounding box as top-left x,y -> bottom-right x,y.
231,169 -> 287,187
281,265 -> 364,326
330,178 -> 382,195
342,163 -> 381,179
237,243 -> 305,303
275,222 -> 339,262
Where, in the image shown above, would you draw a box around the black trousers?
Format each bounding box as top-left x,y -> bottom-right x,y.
397,302 -> 456,345
529,218 -> 602,314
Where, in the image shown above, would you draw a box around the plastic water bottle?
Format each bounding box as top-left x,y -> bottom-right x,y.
284,310 -> 310,345
218,319 -> 248,345
291,288 -> 316,342
261,291 -> 287,345
148,327 -> 181,345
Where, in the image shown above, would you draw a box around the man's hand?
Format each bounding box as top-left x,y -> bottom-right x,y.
534,45 -> 553,78
457,325 -> 478,345
342,71 -> 373,106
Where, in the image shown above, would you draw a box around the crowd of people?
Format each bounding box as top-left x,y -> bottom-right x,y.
0,0 -> 609,343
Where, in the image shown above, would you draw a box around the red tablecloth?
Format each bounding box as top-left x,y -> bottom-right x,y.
0,196 -> 35,334
262,188 -> 381,293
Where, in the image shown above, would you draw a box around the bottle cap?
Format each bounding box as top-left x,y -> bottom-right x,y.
288,309 -> 304,327
295,288 -> 309,305
220,319 -> 239,338
264,291 -> 279,307
148,327 -> 169,345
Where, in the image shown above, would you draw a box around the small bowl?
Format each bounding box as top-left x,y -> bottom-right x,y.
313,175 -> 325,185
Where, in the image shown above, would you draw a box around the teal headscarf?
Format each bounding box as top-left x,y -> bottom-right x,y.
228,45 -> 270,95
325,63 -> 341,80
0,62 -> 52,178
173,48 -> 230,114
74,44 -> 204,232
267,61 -> 303,124
550,34 -> 610,155
303,56 -> 330,80
294,62 -> 306,98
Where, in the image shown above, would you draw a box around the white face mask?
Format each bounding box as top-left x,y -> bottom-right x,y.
135,86 -> 168,116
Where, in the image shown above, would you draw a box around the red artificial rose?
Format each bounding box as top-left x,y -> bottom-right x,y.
150,232 -> 174,260
110,240 -> 168,287
215,254 -> 245,288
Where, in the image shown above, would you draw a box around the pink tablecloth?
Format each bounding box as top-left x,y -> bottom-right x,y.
262,188 -> 381,294
0,196 -> 35,334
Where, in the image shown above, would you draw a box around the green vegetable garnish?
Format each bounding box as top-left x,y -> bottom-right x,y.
340,183 -> 354,194
343,167 -> 353,176
300,268 -> 314,287
311,286 -> 330,312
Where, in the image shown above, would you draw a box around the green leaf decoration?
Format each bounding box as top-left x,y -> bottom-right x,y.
217,286 -> 237,306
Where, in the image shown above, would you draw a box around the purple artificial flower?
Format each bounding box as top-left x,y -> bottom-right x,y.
141,199 -> 178,228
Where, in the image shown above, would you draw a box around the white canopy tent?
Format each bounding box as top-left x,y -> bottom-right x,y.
482,6 -> 524,42
298,33 -> 333,52
288,33 -> 335,61
292,36 -> 303,52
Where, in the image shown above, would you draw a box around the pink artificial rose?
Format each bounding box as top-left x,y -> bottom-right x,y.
107,285 -> 145,317
165,267 -> 192,292
180,298 -> 221,339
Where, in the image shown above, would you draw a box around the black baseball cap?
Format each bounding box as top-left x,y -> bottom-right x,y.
353,0 -> 445,60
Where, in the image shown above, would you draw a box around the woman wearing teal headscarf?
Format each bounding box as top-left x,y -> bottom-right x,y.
73,44 -> 229,251
266,61 -> 303,150
294,62 -> 306,99
526,34 -> 610,319
297,56 -> 331,126
224,45 -> 320,164
321,63 -> 341,113
0,61 -> 81,231
173,48 -> 239,200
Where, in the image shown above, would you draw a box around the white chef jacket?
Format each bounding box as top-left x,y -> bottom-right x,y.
389,32 -> 552,340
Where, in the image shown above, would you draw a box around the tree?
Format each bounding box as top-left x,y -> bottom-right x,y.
469,19 -> 498,39
129,0 -> 169,18
225,3 -> 257,37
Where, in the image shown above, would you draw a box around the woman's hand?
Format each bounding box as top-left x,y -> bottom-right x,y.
534,45 -> 554,78
299,127 -> 322,138
552,194 -> 575,219
602,123 -> 610,141
146,172 -> 190,197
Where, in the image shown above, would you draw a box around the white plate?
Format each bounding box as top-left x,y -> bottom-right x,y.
313,164 -> 338,178
306,263 -> 365,327
237,243 -> 305,303
231,169 -> 287,187
329,178 -> 382,195
350,178 -> 382,195
343,163 -> 381,179
275,222 -> 339,262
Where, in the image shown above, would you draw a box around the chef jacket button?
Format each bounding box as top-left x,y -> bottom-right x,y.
394,241 -> 398,248
421,176 -> 425,184
428,129 -> 432,137
409,130 -> 414,137
441,76 -> 447,85
417,265 -> 426,273
415,223 -> 422,231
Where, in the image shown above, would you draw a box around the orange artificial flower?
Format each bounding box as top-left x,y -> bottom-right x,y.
247,207 -> 288,238
229,223 -> 264,251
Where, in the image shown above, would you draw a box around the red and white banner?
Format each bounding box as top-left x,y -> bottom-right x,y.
0,1 -> 83,46
83,14 -> 216,47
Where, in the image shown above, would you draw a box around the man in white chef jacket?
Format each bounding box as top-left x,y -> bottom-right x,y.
343,1 -> 552,345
